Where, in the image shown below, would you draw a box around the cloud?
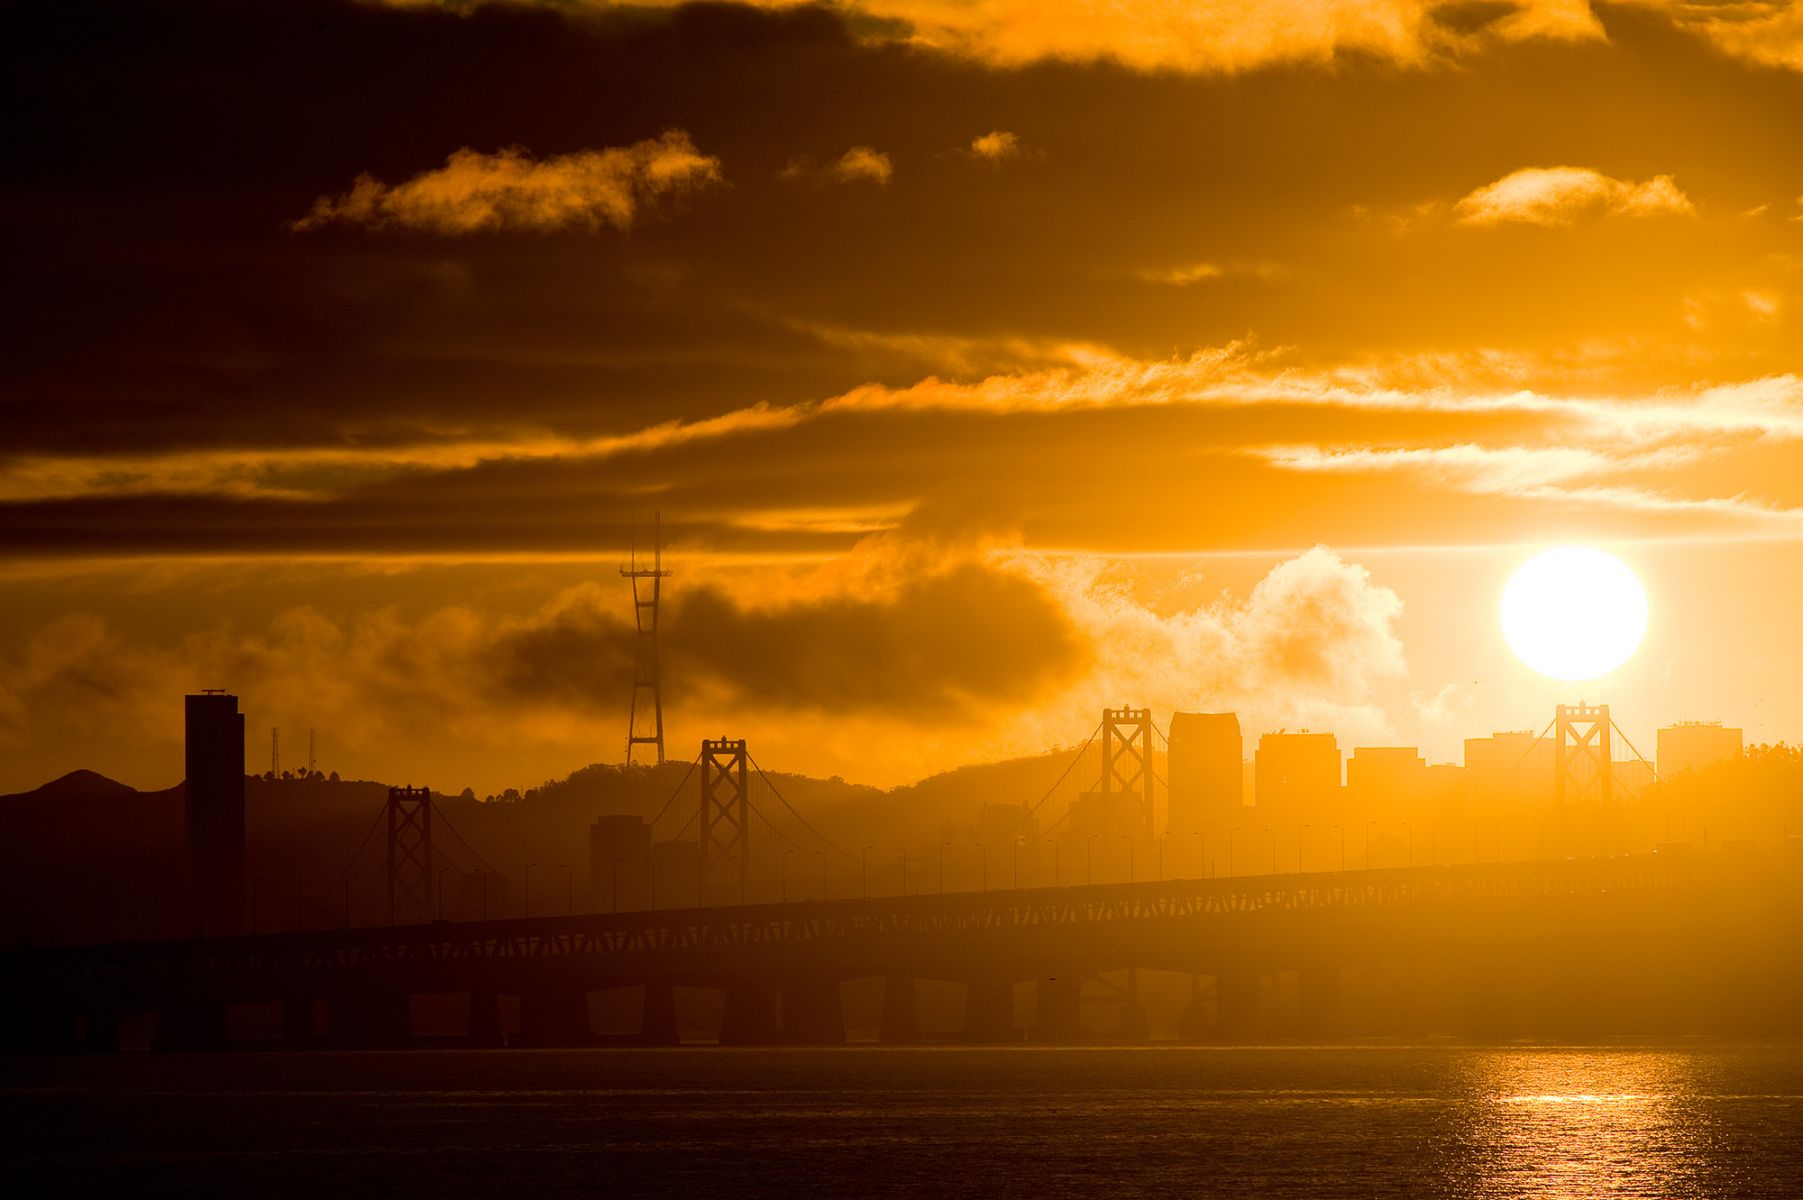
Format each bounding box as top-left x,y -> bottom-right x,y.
486,551 -> 1086,717
1010,545 -> 1408,750
404,0 -> 1608,73
1262,441 -> 1803,531
1632,0 -> 1803,73
782,146 -> 893,186
1134,260 -> 1287,286
292,130 -> 722,234
0,541 -> 1414,791
1453,166 -> 1695,227
967,130 -> 1022,161
1138,261 -> 1226,285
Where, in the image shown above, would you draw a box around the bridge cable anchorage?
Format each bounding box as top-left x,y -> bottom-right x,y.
748,754 -> 861,863
998,720 -> 1104,841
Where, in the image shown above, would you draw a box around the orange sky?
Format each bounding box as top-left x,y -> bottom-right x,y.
4,0 -> 1802,793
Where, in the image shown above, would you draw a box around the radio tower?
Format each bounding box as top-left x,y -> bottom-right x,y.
622,512 -> 672,766
270,726 -> 280,777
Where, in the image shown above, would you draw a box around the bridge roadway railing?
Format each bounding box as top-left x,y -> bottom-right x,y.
7,851 -> 1719,984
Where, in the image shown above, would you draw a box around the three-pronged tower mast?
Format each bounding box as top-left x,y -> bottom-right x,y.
622,512 -> 673,766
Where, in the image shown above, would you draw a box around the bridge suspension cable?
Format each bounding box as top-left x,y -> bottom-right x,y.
748,755 -> 860,864
995,720 -> 1104,841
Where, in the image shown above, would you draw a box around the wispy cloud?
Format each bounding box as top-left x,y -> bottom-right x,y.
1453,166 -> 1695,227
782,145 -> 893,186
1263,441 -> 1803,531
292,130 -> 721,234
966,130 -> 1022,161
1135,260 -> 1287,286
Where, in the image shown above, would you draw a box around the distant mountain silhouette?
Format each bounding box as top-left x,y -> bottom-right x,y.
1,768 -> 146,814
0,745 -> 1090,946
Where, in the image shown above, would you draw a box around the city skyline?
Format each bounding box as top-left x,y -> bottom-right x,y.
8,0 -> 1803,796
11,5 -> 1803,1188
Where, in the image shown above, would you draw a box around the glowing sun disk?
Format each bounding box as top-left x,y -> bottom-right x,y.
1501,547 -> 1647,682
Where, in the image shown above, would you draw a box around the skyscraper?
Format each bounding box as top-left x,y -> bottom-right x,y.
1167,712 -> 1243,836
185,691 -> 246,937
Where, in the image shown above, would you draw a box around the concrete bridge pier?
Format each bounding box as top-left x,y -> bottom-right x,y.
157,995 -> 228,1051
878,975 -> 919,1044
1299,963 -> 1344,1038
1217,972 -> 1261,1039
330,986 -> 412,1048
963,974 -> 1017,1043
282,996 -> 315,1047
517,984 -> 593,1047
1116,968 -> 1150,1041
780,976 -> 845,1044
7,1006 -> 75,1054
0,997 -> 71,1053
77,1001 -> 120,1053
1034,976 -> 1082,1043
1178,973 -> 1211,1039
640,981 -> 680,1045
719,978 -> 780,1045
467,989 -> 505,1047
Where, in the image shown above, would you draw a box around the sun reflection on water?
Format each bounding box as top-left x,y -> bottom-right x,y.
1461,1053 -> 1708,1199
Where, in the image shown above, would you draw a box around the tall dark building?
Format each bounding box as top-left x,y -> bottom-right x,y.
185,691 -> 246,937
1167,712 -> 1243,836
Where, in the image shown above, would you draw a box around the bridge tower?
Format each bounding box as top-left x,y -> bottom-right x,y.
385,786 -> 434,925
700,739 -> 749,904
622,512 -> 672,766
1101,707 -> 1155,835
1554,703 -> 1612,806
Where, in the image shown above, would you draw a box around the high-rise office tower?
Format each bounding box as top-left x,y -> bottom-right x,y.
185,691 -> 246,937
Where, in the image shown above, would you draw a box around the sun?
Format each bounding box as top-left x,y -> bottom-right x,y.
1501,547 -> 1648,682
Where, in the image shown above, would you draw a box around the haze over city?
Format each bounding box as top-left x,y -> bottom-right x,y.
8,0 -> 1803,798
8,1 -> 1803,1196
